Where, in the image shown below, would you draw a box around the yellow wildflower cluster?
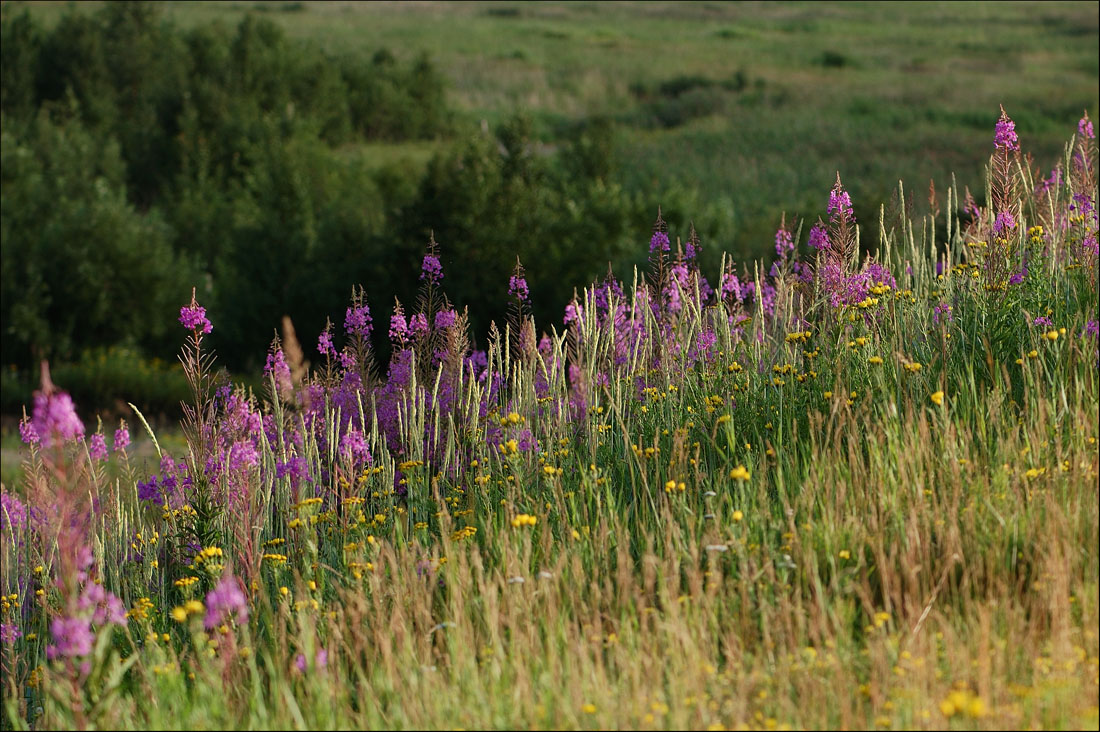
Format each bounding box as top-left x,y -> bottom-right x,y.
127,597 -> 155,621
452,526 -> 478,541
939,687 -> 986,719
171,600 -> 205,623
511,514 -> 538,528
729,465 -> 750,481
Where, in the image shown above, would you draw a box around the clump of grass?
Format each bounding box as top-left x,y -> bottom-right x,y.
1,108 -> 1097,730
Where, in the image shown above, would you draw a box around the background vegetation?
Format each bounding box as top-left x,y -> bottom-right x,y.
1,0 -> 1097,419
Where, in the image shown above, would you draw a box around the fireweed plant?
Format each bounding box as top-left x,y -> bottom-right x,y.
1,109 -> 1098,730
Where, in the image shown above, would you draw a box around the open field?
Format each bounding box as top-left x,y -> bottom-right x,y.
11,0 -> 1099,255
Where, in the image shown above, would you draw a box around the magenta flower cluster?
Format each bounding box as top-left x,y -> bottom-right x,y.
31,390 -> 84,448
509,274 -> 530,302
995,110 -> 1019,151
204,575 -> 249,631
179,301 -> 213,334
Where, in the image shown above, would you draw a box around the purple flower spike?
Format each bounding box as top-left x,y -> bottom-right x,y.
992,210 -> 1016,235
509,274 -> 530,302
113,424 -> 130,453
179,290 -> 213,335
345,303 -> 373,339
808,222 -> 830,251
995,106 -> 1019,152
421,254 -> 443,284
32,389 -> 84,448
827,180 -> 854,222
649,231 -> 670,254
1079,113 -> 1094,140
89,434 -> 108,462
204,575 -> 249,631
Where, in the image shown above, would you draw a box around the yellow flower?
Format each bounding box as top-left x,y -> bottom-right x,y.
581,703 -> 597,715
930,391 -> 944,406
839,550 -> 850,560
732,510 -> 744,522
511,514 -> 537,528
729,465 -> 750,481
1045,330 -> 1059,341
171,606 -> 188,623
868,356 -> 883,364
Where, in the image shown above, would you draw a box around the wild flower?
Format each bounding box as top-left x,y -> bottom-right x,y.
204,575 -> 249,631
435,308 -> 458,331
808,222 -> 829,251
31,377 -> 84,449
179,296 -> 213,335
113,423 -> 130,452
19,417 -> 39,446
345,302 -> 373,339
650,231 -> 670,254
509,273 -> 530,302
89,433 -> 108,462
995,107 -> 1019,151
420,253 -> 443,284
1079,113 -> 1094,140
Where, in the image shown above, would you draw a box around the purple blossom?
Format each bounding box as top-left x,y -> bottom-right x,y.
78,583 -> 126,626
1,490 -> 27,532
1080,114 -> 1095,140
1008,266 -> 1028,286
137,476 -> 161,505
317,327 -> 335,358
421,254 -> 443,284
1084,320 -> 1099,339
650,231 -> 670,254
509,275 -> 530,302
828,185 -> 854,222
179,300 -> 213,335
864,261 -> 896,289
47,616 -> 94,659
19,418 -> 38,446
435,308 -> 457,331
0,623 -> 20,645
1032,316 -> 1054,327
410,313 -> 429,338
345,304 -> 373,339
339,428 -> 371,466
265,348 -> 293,395
808,222 -> 830,251
995,108 -> 1019,152
993,210 -> 1016,235
204,575 -> 249,631
113,424 -> 130,453
389,311 -> 409,346
32,389 -> 84,448
276,456 -> 311,489
564,301 -> 583,326
721,273 -> 745,303
775,226 -> 794,259
933,302 -> 953,324
89,434 -> 108,462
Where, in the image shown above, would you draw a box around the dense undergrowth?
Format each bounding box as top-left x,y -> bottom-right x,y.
0,108 -> 1097,730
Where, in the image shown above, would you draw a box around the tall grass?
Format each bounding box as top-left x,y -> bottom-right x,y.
0,109 -> 1097,730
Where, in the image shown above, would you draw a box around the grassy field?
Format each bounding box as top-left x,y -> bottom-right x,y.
12,0 -> 1099,257
1,104 -> 1098,728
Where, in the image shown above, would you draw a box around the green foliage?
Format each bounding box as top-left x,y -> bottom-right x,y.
400,114 -> 638,339
0,113 -> 192,367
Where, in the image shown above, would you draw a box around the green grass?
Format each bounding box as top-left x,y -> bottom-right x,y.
13,0 -> 1098,257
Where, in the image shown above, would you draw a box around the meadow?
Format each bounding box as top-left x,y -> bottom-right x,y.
0,108 -> 1097,730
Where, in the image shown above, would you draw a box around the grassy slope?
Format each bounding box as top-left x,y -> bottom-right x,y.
16,0 -> 1097,257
